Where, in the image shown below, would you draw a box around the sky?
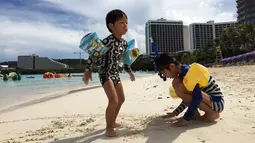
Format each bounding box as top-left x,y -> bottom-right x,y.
0,0 -> 237,62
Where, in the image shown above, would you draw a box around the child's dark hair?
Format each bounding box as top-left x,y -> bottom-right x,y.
106,9 -> 127,33
154,53 -> 179,71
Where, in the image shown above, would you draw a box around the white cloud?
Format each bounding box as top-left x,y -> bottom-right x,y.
44,0 -> 236,53
0,19 -> 87,60
44,0 -> 235,23
0,0 -> 236,61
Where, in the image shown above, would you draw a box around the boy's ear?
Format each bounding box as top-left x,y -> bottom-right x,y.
108,23 -> 114,30
169,64 -> 175,69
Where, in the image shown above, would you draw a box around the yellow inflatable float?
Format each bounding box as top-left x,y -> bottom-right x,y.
168,63 -> 210,98
169,85 -> 178,99
183,63 -> 210,91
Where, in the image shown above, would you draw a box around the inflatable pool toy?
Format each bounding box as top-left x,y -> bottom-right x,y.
169,85 -> 178,99
43,72 -> 54,79
183,63 -> 210,91
12,74 -> 18,80
2,72 -> 21,81
43,72 -> 72,79
9,72 -> 16,77
123,39 -> 140,65
123,39 -> 139,65
3,74 -> 8,81
79,32 -> 108,61
55,73 -> 66,78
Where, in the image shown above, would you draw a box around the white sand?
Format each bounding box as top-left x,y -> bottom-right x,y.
0,65 -> 255,143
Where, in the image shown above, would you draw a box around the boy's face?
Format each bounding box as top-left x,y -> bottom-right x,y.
161,64 -> 178,79
111,16 -> 128,35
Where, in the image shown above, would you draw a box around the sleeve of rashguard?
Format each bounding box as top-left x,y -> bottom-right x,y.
84,57 -> 94,72
183,84 -> 203,121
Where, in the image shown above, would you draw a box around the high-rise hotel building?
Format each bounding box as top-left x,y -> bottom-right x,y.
237,0 -> 255,24
145,18 -> 187,56
189,21 -> 237,50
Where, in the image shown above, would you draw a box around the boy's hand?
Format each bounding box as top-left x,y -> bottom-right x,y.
129,72 -> 135,81
171,117 -> 189,127
83,72 -> 92,85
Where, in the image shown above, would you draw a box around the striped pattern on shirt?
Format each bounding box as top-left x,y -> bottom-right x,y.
201,76 -> 223,97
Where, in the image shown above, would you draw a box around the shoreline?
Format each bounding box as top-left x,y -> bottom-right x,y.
0,84 -> 102,114
0,75 -> 153,115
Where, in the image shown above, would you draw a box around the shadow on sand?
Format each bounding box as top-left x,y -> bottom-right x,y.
51,116 -> 216,143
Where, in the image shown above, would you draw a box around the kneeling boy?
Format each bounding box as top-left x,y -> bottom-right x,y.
154,53 -> 224,127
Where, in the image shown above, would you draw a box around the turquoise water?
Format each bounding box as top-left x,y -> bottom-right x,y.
0,71 -> 152,110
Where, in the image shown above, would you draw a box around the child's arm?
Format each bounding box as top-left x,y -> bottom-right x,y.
183,84 -> 203,121
124,64 -> 135,81
173,101 -> 187,116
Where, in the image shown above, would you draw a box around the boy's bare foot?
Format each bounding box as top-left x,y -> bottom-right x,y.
193,111 -> 202,120
113,123 -> 121,128
200,112 -> 220,121
105,128 -> 117,137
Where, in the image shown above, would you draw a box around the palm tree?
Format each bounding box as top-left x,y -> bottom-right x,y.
238,23 -> 255,52
213,38 -> 220,47
249,24 -> 255,51
219,28 -> 233,57
237,24 -> 248,49
226,26 -> 240,56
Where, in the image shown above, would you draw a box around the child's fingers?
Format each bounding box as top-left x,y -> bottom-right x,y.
165,117 -> 177,123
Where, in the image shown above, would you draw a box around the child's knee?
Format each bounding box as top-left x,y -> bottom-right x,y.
118,97 -> 125,105
203,112 -> 220,121
108,97 -> 118,107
